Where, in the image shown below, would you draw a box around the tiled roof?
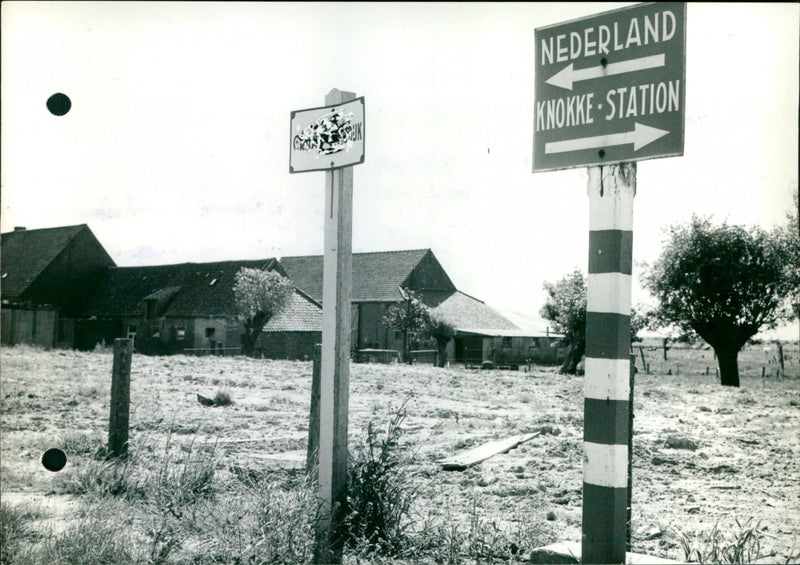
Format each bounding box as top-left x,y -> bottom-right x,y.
1,224 -> 88,298
280,249 -> 447,303
86,259 -> 282,318
497,309 -> 562,337
262,290 -> 322,332
431,291 -> 519,332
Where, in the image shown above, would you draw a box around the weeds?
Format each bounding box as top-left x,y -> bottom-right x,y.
342,400 -> 416,557
149,434 -> 218,518
195,480 -> 315,563
56,430 -> 105,457
1,501 -> 42,563
212,389 -> 233,407
58,458 -> 145,500
35,502 -> 138,564
676,518 -> 771,564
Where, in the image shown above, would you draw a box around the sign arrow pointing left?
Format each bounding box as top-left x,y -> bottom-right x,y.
545,122 -> 669,154
546,54 -> 666,91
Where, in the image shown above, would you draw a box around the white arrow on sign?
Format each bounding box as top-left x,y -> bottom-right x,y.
545,122 -> 669,154
546,54 -> 665,91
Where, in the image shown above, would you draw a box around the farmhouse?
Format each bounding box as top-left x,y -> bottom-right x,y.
0,225 -> 115,348
279,249 -> 563,365
1,224 -> 563,363
81,258 -> 297,355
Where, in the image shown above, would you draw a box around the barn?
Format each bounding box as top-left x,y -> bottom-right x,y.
81,259 -> 288,354
0,225 -> 115,348
279,249 -> 561,365
1,224 -> 562,364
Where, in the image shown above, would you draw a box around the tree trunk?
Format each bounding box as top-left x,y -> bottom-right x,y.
436,340 -> 448,368
560,340 -> 585,375
242,312 -> 269,357
715,345 -> 740,387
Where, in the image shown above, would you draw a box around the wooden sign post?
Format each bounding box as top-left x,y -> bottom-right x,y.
532,4 -> 685,562
290,88 -> 364,564
583,163 -> 635,563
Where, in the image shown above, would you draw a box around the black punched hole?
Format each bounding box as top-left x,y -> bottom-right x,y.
598,149 -> 606,158
600,57 -> 608,68
42,448 -> 67,472
47,93 -> 71,116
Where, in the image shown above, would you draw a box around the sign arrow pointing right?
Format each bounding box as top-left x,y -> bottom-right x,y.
544,122 -> 669,154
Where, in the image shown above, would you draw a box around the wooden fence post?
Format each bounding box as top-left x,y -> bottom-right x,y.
108,338 -> 133,458
306,343 -> 322,479
627,354 -> 635,553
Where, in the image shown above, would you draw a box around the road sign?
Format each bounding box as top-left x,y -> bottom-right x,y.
533,2 -> 685,172
290,97 -> 365,173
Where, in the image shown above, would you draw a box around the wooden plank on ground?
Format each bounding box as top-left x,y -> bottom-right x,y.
439,432 -> 540,471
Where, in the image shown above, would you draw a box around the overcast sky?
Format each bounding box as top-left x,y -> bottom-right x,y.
2,2 -> 798,335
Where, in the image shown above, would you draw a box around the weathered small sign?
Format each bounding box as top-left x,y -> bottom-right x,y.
533,2 -> 686,172
290,97 -> 365,173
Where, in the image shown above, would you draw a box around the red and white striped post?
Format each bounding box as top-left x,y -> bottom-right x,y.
582,163 -> 635,564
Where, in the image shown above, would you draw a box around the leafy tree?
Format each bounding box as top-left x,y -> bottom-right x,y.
383,288 -> 430,364
540,269 -> 586,374
425,312 -> 455,367
233,267 -> 294,357
643,216 -> 795,387
778,184 -> 800,318
630,306 -> 649,344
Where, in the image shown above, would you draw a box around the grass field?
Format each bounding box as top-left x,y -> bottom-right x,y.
1,339 -> 798,563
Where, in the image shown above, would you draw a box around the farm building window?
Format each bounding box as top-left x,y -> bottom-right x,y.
151,326 -> 160,338
205,327 -> 216,338
502,337 -> 512,348
127,325 -> 137,338
176,327 -> 186,340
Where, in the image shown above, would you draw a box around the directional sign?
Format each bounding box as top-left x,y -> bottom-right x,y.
533,2 -> 685,172
290,97 -> 365,173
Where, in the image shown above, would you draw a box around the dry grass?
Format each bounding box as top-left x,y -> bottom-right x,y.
1,342 -> 798,563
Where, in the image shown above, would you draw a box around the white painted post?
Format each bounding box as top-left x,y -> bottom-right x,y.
315,88 -> 355,564
583,163 -> 636,563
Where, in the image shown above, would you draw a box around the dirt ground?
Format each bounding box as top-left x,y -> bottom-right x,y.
1,341 -> 798,562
